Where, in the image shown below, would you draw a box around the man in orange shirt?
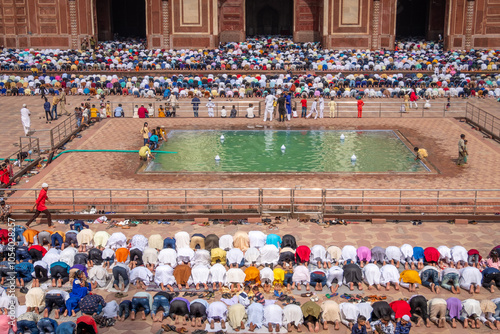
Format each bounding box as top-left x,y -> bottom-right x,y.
26,183 -> 53,228
357,98 -> 365,118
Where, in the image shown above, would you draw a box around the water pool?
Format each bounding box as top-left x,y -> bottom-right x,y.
144,130 -> 429,173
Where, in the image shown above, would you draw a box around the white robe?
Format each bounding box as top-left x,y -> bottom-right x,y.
219,235 -> 234,251
385,246 -> 402,262
59,247 -> 77,267
462,299 -> 481,317
362,263 -> 381,286
226,268 -> 246,285
177,247 -> 195,264
259,245 -> 279,266
310,245 -> 328,262
341,245 -> 357,263
356,303 -> 373,320
292,265 -> 310,284
207,301 -> 228,321
249,231 -> 267,249
158,248 -> 177,268
451,246 -> 468,264
106,232 -> 127,250
244,247 -> 261,266
192,250 -> 211,266
130,266 -> 153,285
247,302 -> 264,328
459,267 -> 482,290
174,232 -> 190,249
260,267 -> 274,284
209,263 -> 227,284
142,247 -> 158,265
380,264 -> 400,284
283,304 -> 303,326
20,107 -> 31,135
226,248 -> 244,266
438,246 -> 452,262
154,265 -> 176,286
191,264 -> 210,284
130,234 -> 148,252
340,303 -> 359,326
400,244 -> 414,263
264,304 -> 283,326
88,265 -> 110,288
93,231 -> 110,248
326,266 -> 344,287
42,248 -> 61,267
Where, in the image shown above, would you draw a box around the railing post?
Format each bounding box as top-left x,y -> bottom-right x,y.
398,191 -> 402,214
109,190 -> 112,212
50,129 -> 55,150
361,190 -> 364,213
185,190 -> 188,213
290,189 -> 294,215
72,190 -> 75,213
379,103 -> 381,118
321,189 -> 326,216
147,190 -> 150,213
221,190 -> 224,214
436,190 -> 440,214
473,190 -> 478,215
258,188 -> 263,215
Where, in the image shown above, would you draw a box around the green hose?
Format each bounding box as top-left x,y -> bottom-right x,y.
52,149 -> 177,160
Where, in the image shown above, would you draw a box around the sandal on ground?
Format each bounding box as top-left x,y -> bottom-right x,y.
300,292 -> 313,297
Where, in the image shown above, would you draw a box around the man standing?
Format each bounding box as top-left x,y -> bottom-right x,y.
457,134 -> 466,166
357,98 -> 364,118
20,104 -> 31,136
285,92 -> 292,121
264,93 -> 276,122
26,183 -> 53,228
191,96 -> 200,117
43,98 -> 53,123
206,98 -> 215,117
277,94 -> 286,122
52,94 -> 60,120
59,89 -> 69,116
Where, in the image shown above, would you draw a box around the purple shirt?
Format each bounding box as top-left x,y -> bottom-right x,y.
171,297 -> 190,312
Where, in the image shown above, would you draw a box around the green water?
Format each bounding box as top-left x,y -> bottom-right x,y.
145,130 -> 429,173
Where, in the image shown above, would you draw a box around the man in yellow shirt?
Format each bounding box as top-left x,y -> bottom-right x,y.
139,143 -> 154,161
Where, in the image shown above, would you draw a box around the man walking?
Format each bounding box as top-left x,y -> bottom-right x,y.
59,89 -> 69,116
20,104 -> 31,136
26,183 -> 54,228
457,134 -> 466,166
52,94 -> 60,120
191,96 -> 200,117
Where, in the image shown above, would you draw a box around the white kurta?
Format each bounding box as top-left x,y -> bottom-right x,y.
191,264 -> 210,284
177,247 -> 195,264
249,231 -> 267,249
88,265 -> 110,288
219,235 -> 234,251
259,245 -> 279,266
400,244 -> 414,263
226,268 -> 246,284
260,267 -> 274,284
341,245 -> 357,263
42,248 -> 61,267
226,248 -> 244,266
192,250 -> 211,266
339,302 -> 359,325
363,263 -> 381,286
451,246 -> 468,263
174,232 -> 190,249
158,248 -> 177,268
385,246 -> 402,262
462,299 -> 481,317
356,303 -> 373,320
93,231 -> 110,248
106,232 -> 127,250
130,266 -> 153,285
326,266 -> 344,287
77,229 -> 94,246
459,267 -> 482,290
264,304 -> 283,326
59,247 -> 77,267
20,107 -> 31,135
310,245 -> 328,262
292,265 -> 310,284
130,235 -> 148,252
247,302 -> 264,328
154,265 -> 176,286
244,247 -> 261,266
283,304 -> 304,326
437,245 -> 452,262
209,263 -> 227,284
380,264 -> 400,284
207,301 -> 228,321
148,234 -> 164,250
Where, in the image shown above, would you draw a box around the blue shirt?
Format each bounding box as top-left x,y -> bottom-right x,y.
114,107 -> 123,117
266,234 -> 282,248
395,321 -> 411,334
351,323 -> 367,334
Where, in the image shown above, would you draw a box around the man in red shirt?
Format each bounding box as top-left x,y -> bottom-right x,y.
26,183 -> 53,227
138,104 -> 148,118
300,97 -> 308,117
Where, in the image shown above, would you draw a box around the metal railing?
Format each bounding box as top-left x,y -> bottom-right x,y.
3,187 -> 499,216
465,103 -> 500,140
3,137 -> 40,167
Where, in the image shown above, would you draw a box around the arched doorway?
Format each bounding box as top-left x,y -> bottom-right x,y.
246,0 -> 293,37
96,0 -> 146,41
396,0 -> 445,41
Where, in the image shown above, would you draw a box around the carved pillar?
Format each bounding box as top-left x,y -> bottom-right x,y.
162,0 -> 170,48
465,0 -> 475,50
68,0 -> 79,49
371,0 -> 380,50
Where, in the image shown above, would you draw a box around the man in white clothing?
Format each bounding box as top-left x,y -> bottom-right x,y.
206,98 -> 215,117
306,99 -> 318,119
21,104 -> 31,136
264,93 -> 276,121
